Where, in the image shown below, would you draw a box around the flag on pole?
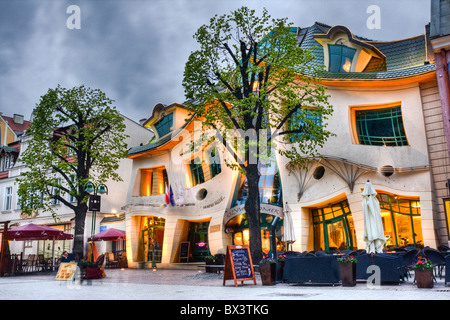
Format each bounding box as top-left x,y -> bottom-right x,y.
178,184 -> 185,206
165,183 -> 170,205
169,185 -> 175,206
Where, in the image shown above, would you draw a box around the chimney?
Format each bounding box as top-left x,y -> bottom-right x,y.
13,114 -> 24,125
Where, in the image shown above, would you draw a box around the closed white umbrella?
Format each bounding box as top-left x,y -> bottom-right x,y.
282,202 -> 296,249
362,180 -> 385,254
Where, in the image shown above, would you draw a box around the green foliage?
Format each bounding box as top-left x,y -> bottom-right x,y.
259,257 -> 276,264
17,85 -> 129,217
411,258 -> 433,269
182,6 -> 334,263
182,6 -> 333,171
336,255 -> 357,263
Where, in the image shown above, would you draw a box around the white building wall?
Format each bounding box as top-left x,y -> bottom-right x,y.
0,114 -> 153,258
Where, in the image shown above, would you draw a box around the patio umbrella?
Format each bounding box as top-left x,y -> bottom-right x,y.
6,223 -> 65,240
362,180 -> 385,254
88,228 -> 126,242
282,202 -> 296,250
6,223 -> 73,269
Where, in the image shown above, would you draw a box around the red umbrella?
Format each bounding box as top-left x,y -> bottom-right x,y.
89,228 -> 126,241
5,223 -> 73,269
6,223 -> 70,240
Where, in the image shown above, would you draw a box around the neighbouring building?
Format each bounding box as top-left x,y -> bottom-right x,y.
123,18 -> 450,269
429,0 -> 450,252
0,114 -> 153,261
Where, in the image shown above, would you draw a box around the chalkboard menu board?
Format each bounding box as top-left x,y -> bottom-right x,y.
179,241 -> 190,262
223,245 -> 256,287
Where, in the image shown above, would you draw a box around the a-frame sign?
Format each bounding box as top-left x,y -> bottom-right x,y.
222,245 -> 256,287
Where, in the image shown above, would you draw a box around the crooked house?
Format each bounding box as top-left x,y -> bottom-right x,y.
123,22 -> 450,268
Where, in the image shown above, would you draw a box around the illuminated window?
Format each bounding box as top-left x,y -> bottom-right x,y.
378,193 -> 423,248
328,44 -> 356,73
233,160 -> 283,207
139,167 -> 168,196
311,200 -> 356,252
138,216 -> 165,263
355,106 -> 408,146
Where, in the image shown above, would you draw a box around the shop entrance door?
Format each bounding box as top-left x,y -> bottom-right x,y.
140,217 -> 165,263
324,218 -> 350,252
187,221 -> 210,262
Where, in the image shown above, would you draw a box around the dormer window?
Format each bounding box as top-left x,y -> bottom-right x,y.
154,113 -> 173,137
314,25 -> 385,73
328,44 -> 356,73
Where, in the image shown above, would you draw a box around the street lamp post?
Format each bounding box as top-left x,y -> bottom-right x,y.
84,182 -> 108,237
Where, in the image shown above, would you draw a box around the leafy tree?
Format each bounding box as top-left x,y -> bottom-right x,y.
182,7 -> 333,263
17,85 -> 128,259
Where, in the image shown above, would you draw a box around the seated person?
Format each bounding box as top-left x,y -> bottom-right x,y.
60,251 -> 76,262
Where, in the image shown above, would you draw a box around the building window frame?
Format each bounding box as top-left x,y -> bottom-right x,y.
4,186 -> 12,211
350,102 -> 409,147
189,158 -> 205,187
311,199 -> 356,252
378,192 -> 423,248
288,107 -> 322,142
207,147 -> 221,179
328,44 -> 356,73
51,179 -> 61,205
154,113 -> 173,138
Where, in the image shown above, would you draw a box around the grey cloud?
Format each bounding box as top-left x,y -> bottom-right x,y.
0,0 -> 431,122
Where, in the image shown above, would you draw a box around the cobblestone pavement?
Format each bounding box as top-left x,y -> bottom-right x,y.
0,267 -> 449,301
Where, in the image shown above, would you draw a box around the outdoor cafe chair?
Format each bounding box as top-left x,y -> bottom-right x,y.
23,254 -> 36,273
106,253 -> 119,268
423,248 -> 446,280
401,248 -> 419,280
36,254 -> 49,271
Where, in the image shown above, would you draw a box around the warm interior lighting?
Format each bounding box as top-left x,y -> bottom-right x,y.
342,58 -> 351,72
243,229 -> 249,243
252,81 -> 260,92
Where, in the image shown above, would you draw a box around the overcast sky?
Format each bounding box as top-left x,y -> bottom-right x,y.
0,0 -> 431,123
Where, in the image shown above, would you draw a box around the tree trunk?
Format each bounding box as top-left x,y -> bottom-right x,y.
72,203 -> 88,261
245,163 -> 262,265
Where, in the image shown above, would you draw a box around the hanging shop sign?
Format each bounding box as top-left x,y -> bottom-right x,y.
223,203 -> 283,225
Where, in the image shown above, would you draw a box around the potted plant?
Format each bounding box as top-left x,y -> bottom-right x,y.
204,255 -> 217,273
412,258 -> 434,288
336,255 -> 357,287
277,254 -> 286,281
259,257 -> 277,285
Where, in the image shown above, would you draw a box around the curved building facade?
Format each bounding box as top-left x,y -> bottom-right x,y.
124,22 -> 449,268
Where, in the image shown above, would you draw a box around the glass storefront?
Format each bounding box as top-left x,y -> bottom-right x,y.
378,193 -> 423,248
187,221 -> 210,262
138,216 -> 165,263
312,200 -> 356,252
227,213 -> 285,255
233,161 -> 283,207
37,224 -> 71,260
